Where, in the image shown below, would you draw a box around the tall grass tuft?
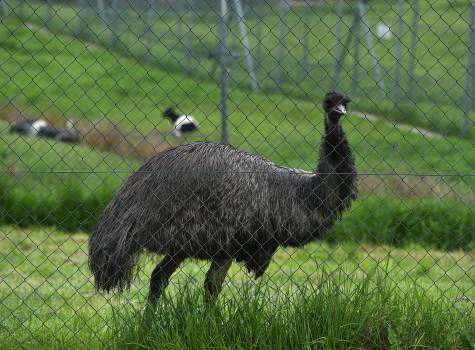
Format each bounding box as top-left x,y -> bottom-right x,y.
106,274 -> 473,350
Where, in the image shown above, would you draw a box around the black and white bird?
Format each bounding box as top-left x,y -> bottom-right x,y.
54,120 -> 80,144
162,107 -> 198,137
37,125 -> 62,139
9,118 -> 49,136
10,118 -> 80,144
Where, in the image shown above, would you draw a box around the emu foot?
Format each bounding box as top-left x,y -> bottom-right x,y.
203,291 -> 219,308
140,303 -> 156,329
142,294 -> 159,319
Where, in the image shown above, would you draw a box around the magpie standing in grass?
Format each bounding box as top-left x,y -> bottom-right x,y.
162,107 -> 198,137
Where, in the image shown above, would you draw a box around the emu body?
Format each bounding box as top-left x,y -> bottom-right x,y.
89,92 -> 357,304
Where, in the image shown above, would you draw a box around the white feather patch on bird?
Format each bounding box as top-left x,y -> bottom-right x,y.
31,119 -> 48,135
173,115 -> 198,137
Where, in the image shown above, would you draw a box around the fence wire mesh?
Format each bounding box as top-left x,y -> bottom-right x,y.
0,0 -> 474,348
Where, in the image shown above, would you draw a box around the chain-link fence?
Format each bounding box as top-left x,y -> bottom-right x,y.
0,0 -> 474,348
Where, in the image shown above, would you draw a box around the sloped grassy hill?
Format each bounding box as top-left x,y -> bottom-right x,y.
1,18 -> 474,172
0,17 -> 474,249
9,0 -> 475,138
0,226 -> 473,349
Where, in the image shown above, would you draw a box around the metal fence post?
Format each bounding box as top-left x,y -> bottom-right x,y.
185,0 -> 197,74
393,0 -> 405,106
462,0 -> 475,137
302,0 -> 311,76
77,0 -> 88,36
332,0 -> 344,90
220,0 -> 229,144
333,6 -> 360,91
46,0 -> 54,29
146,0 -> 156,61
276,0 -> 289,90
255,5 -> 264,75
407,0 -> 419,97
175,0 -> 184,61
18,0 -> 25,18
228,9 -> 238,67
97,0 -> 107,24
1,0 -> 9,16
352,7 -> 362,91
233,0 -> 258,90
359,0 -> 386,98
110,0 -> 119,47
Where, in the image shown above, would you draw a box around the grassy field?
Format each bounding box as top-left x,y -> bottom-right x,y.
6,0 -> 475,138
0,226 -> 473,349
0,15 -> 474,243
3,117 -> 475,249
0,6 -> 474,348
1,16 -> 474,175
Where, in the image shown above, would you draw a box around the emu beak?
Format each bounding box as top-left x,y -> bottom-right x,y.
333,104 -> 347,115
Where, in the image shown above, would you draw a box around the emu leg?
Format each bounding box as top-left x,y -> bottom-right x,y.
147,255 -> 183,306
204,258 -> 232,305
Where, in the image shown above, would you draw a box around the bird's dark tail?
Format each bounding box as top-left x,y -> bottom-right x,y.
88,210 -> 143,293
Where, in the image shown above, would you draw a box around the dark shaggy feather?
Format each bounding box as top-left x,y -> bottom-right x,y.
89,91 -> 357,298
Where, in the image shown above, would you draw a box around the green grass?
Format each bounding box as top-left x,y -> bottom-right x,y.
6,0 -> 475,138
0,5 -> 474,348
1,119 -> 475,250
0,120 -> 139,230
0,16 -> 474,248
332,196 -> 475,251
0,16 -> 474,175
0,227 -> 473,349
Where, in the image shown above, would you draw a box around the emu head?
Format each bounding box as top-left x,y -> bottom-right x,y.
162,107 -> 179,122
323,91 -> 351,124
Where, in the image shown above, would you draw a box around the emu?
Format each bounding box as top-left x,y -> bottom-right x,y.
162,107 -> 198,137
89,91 -> 357,305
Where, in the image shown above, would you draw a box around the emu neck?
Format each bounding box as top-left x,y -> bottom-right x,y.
303,115 -> 356,214
321,117 -> 351,167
